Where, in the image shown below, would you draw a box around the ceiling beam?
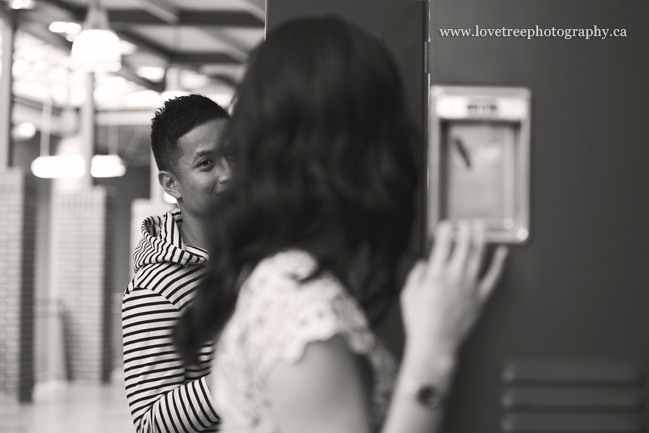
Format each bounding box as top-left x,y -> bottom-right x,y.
172,52 -> 241,65
207,74 -> 239,89
137,0 -> 179,25
113,1 -> 251,64
240,0 -> 266,22
19,0 -> 249,96
197,27 -> 249,63
30,0 -> 250,65
19,20 -> 72,52
31,0 -> 263,28
107,9 -> 169,26
107,9 -> 263,28
116,29 -> 174,61
33,0 -> 86,19
178,10 -> 263,27
115,67 -> 165,93
30,5 -> 264,29
115,30 -> 243,66
18,2 -> 79,27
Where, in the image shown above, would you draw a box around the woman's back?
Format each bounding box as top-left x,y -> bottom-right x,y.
211,250 -> 396,432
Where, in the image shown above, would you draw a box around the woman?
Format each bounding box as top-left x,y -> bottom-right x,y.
175,16 -> 508,433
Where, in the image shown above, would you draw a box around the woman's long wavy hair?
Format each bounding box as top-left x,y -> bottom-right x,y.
175,16 -> 420,364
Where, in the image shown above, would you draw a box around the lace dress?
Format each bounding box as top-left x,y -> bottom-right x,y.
210,250 -> 396,433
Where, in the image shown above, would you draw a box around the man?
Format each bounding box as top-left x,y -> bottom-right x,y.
122,94 -> 231,433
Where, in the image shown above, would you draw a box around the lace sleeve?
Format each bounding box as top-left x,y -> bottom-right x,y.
241,251 -> 376,385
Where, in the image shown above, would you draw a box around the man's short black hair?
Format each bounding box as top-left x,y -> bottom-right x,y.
151,94 -> 230,174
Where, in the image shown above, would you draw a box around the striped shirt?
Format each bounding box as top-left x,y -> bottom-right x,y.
123,209 -> 219,433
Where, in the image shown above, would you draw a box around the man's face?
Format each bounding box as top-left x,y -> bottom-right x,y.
173,118 -> 231,218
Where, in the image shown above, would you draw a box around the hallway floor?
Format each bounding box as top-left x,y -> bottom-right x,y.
0,372 -> 133,433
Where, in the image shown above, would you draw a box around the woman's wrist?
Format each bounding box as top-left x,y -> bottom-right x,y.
399,343 -> 456,393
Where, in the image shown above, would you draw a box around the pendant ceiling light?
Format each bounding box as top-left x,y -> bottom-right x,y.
70,0 -> 121,72
31,96 -> 86,179
91,154 -> 126,177
91,124 -> 126,178
32,155 -> 86,178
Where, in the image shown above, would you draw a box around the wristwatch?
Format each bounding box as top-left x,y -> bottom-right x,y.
394,374 -> 445,410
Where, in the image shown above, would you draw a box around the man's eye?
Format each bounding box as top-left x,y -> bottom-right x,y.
198,159 -> 214,168
225,152 -> 235,162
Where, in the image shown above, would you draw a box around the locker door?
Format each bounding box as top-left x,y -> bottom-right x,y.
429,1 -> 649,432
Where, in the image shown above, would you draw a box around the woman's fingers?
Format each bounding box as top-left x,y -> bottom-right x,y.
402,223 -> 509,357
427,221 -> 454,277
448,220 -> 472,277
428,219 -> 487,284
477,246 -> 509,301
464,220 -> 486,283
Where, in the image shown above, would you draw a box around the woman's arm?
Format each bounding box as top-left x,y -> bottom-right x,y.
267,335 -> 372,433
266,220 -> 508,433
267,335 -> 452,433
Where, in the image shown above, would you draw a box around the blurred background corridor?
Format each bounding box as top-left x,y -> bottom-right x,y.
0,0 -> 263,431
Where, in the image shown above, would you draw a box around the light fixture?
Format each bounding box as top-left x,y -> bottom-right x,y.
12,122 -> 37,141
91,123 -> 125,178
49,21 -> 82,35
70,0 -> 121,72
31,97 -> 86,179
49,22 -> 68,33
7,0 -> 36,9
136,66 -> 166,82
49,21 -> 83,42
65,22 -> 82,35
91,155 -> 126,177
32,155 -> 86,178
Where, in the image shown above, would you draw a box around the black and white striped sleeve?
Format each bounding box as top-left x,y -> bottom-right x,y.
122,288 -> 219,433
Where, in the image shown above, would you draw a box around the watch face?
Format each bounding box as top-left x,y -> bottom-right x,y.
417,386 -> 443,409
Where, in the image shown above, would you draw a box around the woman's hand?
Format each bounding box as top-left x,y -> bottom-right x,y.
400,220 -> 508,376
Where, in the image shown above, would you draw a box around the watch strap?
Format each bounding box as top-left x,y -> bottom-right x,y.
393,374 -> 445,410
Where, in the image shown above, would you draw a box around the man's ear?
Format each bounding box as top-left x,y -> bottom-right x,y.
159,170 -> 181,199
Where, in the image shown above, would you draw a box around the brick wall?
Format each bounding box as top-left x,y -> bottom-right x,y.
51,187 -> 115,382
0,168 -> 37,402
